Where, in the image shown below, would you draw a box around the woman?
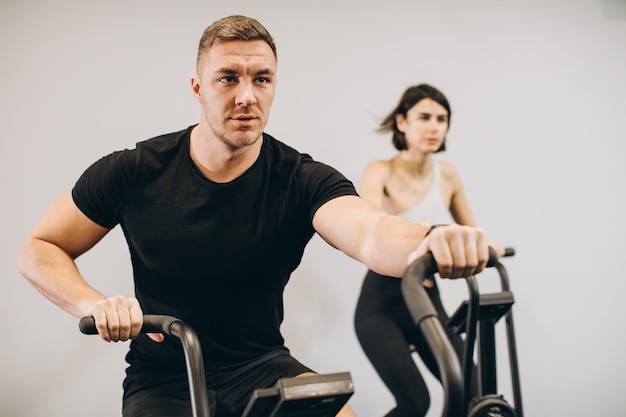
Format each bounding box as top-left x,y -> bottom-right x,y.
354,84 -> 502,416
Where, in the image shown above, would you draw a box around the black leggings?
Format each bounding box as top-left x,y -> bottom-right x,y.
354,270 -> 476,417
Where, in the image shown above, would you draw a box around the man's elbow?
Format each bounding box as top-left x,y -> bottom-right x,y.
16,238 -> 36,281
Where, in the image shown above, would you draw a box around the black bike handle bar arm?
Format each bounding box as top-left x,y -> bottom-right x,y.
401,246 -> 498,326
400,247 -> 497,417
79,314 -> 210,417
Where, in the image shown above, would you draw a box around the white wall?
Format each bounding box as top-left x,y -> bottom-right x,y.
2,0 -> 625,416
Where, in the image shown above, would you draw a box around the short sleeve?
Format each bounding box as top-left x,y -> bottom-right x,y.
71,150 -> 137,229
298,157 -> 359,220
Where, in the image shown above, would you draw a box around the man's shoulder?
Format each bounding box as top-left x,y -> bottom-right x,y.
263,132 -> 301,155
94,126 -> 193,175
262,132 -> 314,167
135,126 -> 192,153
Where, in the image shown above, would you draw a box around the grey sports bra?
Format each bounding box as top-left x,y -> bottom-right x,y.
396,161 -> 453,225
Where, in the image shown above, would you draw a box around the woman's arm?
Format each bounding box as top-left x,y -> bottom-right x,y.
441,161 -> 477,226
357,160 -> 391,209
442,162 -> 505,256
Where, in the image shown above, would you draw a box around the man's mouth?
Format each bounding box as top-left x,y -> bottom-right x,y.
230,115 -> 258,129
231,114 -> 257,121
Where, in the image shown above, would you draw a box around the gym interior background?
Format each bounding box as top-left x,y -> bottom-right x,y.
2,0 -> 625,416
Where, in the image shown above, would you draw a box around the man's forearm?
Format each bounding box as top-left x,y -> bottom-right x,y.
17,238 -> 105,318
363,214 -> 429,278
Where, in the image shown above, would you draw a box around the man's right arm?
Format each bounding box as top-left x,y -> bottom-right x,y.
16,191 -> 145,342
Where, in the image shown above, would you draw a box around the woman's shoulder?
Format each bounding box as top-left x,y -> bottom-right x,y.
437,160 -> 460,177
360,159 -> 393,191
436,160 -> 464,191
363,159 -> 393,175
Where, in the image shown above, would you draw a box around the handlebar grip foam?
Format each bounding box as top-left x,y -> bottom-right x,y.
79,314 -> 181,336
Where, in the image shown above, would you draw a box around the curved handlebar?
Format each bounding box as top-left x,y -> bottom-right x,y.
403,247 -> 499,297
401,246 -> 510,330
400,246 -> 505,417
79,314 -> 210,417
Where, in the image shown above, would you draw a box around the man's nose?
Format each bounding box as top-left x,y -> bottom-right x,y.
235,81 -> 257,107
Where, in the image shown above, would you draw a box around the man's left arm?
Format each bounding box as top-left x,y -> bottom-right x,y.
312,195 -> 489,279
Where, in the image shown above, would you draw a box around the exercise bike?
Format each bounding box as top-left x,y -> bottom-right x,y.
80,315 -> 354,417
401,247 -> 523,417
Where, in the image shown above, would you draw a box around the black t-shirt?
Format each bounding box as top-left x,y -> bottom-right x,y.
72,125 -> 357,371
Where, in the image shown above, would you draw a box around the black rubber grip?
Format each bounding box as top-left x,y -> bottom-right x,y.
487,246 -> 498,267
79,314 -> 182,336
504,247 -> 515,257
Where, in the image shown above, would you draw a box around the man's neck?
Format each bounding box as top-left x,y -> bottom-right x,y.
189,125 -> 263,183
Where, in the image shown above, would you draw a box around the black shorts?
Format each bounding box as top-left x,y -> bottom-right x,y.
122,350 -> 314,417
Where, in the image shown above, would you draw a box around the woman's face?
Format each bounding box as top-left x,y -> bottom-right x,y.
396,98 -> 449,153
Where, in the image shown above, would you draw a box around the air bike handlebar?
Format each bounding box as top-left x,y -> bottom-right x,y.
79,315 -> 356,417
400,247 -> 500,417
79,315 -> 210,417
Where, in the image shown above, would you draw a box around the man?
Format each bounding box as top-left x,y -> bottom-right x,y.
16,15 -> 489,417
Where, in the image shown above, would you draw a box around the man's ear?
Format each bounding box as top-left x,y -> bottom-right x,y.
190,75 -> 201,101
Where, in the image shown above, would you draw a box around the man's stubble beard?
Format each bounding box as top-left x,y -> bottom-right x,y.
205,107 -> 264,150
212,127 -> 262,149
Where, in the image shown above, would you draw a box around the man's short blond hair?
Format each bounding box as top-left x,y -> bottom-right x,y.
197,15 -> 277,66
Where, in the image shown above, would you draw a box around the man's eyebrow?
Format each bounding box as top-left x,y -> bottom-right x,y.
214,67 -> 275,75
214,68 -> 238,75
255,68 -> 275,76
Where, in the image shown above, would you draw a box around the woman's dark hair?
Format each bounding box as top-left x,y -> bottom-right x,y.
379,83 -> 451,152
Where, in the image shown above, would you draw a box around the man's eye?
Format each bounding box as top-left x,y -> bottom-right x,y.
219,76 -> 237,83
256,77 -> 270,84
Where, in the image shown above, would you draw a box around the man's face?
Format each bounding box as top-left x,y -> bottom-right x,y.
192,40 -> 277,149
